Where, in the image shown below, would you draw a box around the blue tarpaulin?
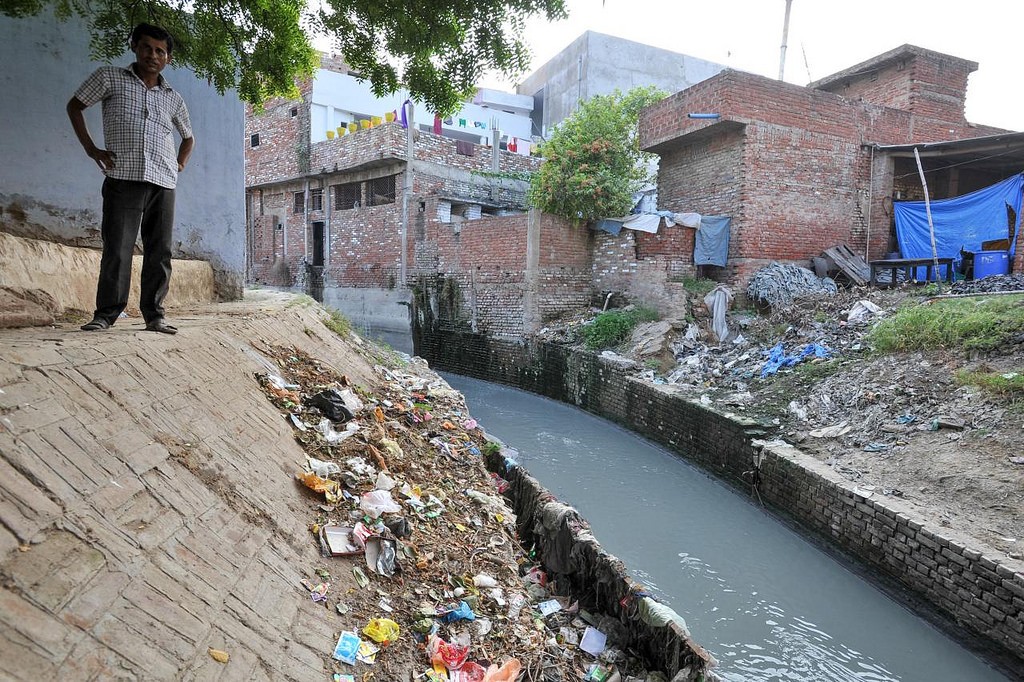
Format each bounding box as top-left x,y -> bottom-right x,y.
893,173 -> 1023,276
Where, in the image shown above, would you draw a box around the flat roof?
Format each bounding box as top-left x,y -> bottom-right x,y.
809,44 -> 977,90
875,131 -> 1024,175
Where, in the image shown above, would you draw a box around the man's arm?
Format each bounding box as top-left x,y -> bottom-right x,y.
177,136 -> 195,173
66,97 -> 116,171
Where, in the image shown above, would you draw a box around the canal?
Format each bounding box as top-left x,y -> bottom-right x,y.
440,372 -> 1008,682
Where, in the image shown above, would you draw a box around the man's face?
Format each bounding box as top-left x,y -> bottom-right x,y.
131,34 -> 171,77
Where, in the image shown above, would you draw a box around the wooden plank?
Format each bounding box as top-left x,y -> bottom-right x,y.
823,244 -> 870,285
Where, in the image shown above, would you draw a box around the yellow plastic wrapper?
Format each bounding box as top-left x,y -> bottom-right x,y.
295,471 -> 340,499
362,618 -> 401,644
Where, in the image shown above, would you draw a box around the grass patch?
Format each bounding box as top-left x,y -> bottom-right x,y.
286,294 -> 316,308
679,277 -> 718,297
582,306 -> 660,350
956,369 -> 1024,406
323,308 -> 352,337
867,295 -> 1024,353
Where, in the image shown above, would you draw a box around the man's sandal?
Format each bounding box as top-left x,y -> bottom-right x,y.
80,318 -> 110,331
145,319 -> 178,335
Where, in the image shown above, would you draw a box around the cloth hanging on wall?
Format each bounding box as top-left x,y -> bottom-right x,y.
693,216 -> 732,266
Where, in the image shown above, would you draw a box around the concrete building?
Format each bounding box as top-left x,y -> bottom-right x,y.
636,44 -> 1023,285
0,12 -> 246,309
517,31 -> 726,139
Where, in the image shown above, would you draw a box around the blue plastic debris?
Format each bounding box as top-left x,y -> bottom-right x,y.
761,342 -> 831,378
440,600 -> 476,623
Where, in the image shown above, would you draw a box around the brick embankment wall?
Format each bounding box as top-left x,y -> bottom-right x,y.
481,448 -> 716,681
416,329 -> 1024,677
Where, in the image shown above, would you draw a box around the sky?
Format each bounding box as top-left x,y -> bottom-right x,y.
478,0 -> 1022,131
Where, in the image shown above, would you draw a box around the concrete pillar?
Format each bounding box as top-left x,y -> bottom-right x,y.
523,208 -> 541,334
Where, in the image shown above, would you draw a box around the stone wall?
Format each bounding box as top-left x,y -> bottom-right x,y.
482,447 -> 716,680
413,329 -> 1024,676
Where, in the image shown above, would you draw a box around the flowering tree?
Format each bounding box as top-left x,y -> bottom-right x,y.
528,86 -> 665,223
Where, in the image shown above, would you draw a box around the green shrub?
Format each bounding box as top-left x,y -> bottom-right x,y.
582,306 -> 660,350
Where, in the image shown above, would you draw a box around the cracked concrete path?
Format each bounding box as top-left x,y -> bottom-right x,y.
0,292 -> 378,680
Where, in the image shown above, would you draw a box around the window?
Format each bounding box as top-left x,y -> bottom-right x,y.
293,191 -> 304,214
310,188 -> 324,212
367,175 -> 397,206
250,133 -> 260,147
291,107 -> 298,117
334,182 -> 361,210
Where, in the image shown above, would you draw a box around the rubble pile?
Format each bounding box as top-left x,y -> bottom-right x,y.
253,343 -> 689,682
949,273 -> 1024,295
745,262 -> 838,308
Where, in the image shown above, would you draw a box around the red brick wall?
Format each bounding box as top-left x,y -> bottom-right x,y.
245,81 -> 312,187
637,67 -> 1009,286
409,209 -> 590,336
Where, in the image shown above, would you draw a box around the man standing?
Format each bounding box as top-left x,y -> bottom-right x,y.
67,23 -> 195,334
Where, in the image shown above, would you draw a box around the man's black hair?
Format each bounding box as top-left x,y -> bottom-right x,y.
130,23 -> 174,55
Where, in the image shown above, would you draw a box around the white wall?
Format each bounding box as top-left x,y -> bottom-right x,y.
0,12 -> 246,297
310,70 -> 533,145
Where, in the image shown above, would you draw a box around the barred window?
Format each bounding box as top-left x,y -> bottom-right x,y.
367,175 -> 397,206
310,188 -> 323,212
334,182 -> 361,210
293,191 -> 304,214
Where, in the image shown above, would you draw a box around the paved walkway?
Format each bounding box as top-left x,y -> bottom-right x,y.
0,294 -> 377,680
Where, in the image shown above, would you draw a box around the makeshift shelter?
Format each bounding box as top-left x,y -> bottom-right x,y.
893,173 -> 1022,274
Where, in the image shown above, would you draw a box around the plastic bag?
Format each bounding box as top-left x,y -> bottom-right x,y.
318,419 -> 359,444
472,574 -> 497,588
451,661 -> 486,682
360,490 -> 401,518
440,600 -> 476,623
309,388 -> 356,422
428,634 -> 469,670
362,618 -> 400,644
307,457 -> 341,478
482,658 -> 522,682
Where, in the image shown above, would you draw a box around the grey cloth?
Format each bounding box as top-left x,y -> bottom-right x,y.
694,215 -> 731,266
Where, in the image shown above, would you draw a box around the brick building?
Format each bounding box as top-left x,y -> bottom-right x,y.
638,44 -> 1024,284
244,54 -> 548,333
246,36 -> 734,335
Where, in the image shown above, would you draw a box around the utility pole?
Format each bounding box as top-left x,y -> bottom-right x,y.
779,0 -> 794,80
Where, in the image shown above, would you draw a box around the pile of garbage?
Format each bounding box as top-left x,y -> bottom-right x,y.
252,343 -> 687,681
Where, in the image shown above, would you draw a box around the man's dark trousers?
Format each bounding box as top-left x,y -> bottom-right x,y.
93,177 -> 174,326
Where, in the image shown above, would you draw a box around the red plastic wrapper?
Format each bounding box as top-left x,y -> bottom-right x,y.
428,634 -> 469,670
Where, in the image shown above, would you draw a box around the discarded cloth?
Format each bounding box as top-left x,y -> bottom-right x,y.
703,285 -> 734,343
